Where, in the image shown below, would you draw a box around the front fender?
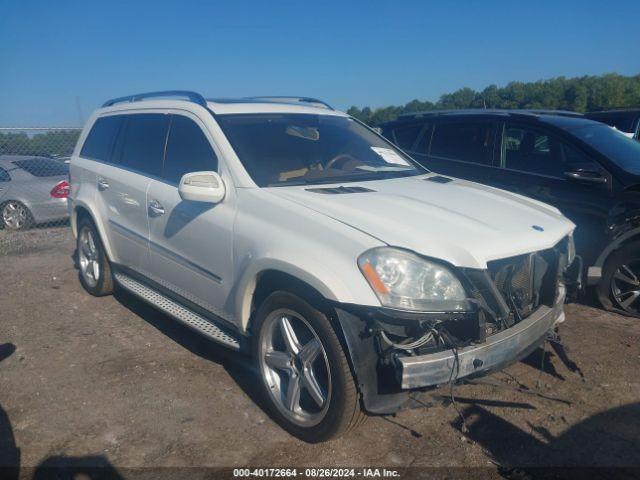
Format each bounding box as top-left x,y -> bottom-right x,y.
232,256 -> 380,333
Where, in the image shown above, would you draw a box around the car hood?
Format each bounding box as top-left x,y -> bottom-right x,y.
266,174 -> 575,269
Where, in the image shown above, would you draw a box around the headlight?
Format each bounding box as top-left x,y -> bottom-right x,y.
358,247 -> 468,312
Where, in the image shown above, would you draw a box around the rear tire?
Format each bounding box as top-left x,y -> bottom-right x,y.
253,291 -> 365,442
77,217 -> 114,296
597,241 -> 640,317
1,201 -> 34,230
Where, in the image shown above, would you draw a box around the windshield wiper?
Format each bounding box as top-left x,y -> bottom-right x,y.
266,170 -> 420,187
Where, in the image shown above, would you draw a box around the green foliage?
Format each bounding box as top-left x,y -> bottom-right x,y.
348,73 -> 640,126
0,130 -> 80,157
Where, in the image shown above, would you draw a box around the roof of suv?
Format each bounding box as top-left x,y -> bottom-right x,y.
382,108 -> 601,131
98,91 -> 347,116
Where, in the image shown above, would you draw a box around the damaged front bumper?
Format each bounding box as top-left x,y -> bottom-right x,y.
396,285 -> 565,389
333,238 -> 580,415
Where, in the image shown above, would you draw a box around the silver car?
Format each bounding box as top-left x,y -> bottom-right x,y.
0,155 -> 70,230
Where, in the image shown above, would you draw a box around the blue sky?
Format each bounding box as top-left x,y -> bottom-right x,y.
1,0 -> 638,126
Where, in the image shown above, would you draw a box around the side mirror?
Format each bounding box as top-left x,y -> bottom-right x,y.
178,171 -> 226,203
563,170 -> 607,184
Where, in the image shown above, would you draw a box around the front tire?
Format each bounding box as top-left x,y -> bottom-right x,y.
253,291 -> 365,442
77,217 -> 114,296
597,241 -> 640,317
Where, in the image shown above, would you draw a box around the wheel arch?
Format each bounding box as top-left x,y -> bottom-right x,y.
238,266 -> 340,334
595,227 -> 640,269
72,203 -> 115,262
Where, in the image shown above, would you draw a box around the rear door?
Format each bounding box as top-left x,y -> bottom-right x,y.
96,113 -> 169,272
421,118 -> 498,184
489,121 -> 614,262
146,112 -> 236,323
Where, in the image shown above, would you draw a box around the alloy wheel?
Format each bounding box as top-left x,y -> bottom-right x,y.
2,202 -> 28,230
259,309 -> 331,427
611,262 -> 640,315
78,227 -> 100,288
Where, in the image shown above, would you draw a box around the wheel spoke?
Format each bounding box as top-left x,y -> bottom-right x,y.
615,266 -> 640,287
81,240 -> 92,258
91,260 -> 100,280
302,368 -> 326,407
279,316 -> 301,355
285,374 -> 301,412
618,290 -> 640,308
265,350 -> 292,371
87,233 -> 96,255
298,338 -> 321,367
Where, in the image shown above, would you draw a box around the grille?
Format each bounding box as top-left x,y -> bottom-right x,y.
487,249 -> 557,321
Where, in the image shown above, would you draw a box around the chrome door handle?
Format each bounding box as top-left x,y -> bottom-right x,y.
148,199 -> 165,217
98,178 -> 110,191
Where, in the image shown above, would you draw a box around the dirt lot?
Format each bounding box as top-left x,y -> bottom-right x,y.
1,227 -> 639,478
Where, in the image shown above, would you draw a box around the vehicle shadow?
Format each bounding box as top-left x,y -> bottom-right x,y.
112,288 -> 272,414
0,343 -> 19,480
451,402 -> 640,478
30,455 -> 124,480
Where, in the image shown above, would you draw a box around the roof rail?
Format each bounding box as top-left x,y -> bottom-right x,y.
244,96 -> 334,110
102,90 -> 207,108
397,108 -> 583,120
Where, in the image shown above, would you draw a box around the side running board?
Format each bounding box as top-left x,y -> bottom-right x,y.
114,272 -> 240,350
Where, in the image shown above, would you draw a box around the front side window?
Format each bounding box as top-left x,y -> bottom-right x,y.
0,166 -> 10,182
216,114 -> 424,187
429,121 -> 496,165
80,115 -> 123,162
503,124 -> 565,177
163,115 -> 218,184
13,157 -> 68,177
570,123 -> 640,175
115,114 -> 169,177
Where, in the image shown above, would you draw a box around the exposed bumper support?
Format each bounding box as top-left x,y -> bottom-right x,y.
397,286 -> 566,389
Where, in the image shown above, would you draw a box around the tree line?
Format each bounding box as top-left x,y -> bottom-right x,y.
0,130 -> 80,157
347,73 -> 640,126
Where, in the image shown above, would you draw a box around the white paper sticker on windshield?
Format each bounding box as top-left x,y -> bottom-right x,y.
371,147 -> 410,166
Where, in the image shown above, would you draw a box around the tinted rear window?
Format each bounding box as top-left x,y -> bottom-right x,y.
430,121 -> 496,165
163,115 -> 218,184
0,166 -> 10,182
13,158 -> 68,177
391,123 -> 423,150
80,115 -> 123,162
115,114 -> 169,177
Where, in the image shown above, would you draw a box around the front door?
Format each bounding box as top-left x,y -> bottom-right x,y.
146,113 -> 236,324
488,121 -> 614,264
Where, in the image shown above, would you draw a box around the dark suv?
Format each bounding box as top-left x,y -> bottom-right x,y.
381,110 -> 640,316
585,109 -> 640,141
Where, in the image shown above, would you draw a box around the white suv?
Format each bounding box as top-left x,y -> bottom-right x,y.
69,91 -> 578,442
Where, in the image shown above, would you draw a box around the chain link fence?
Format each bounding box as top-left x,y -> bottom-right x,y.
0,128 -> 81,231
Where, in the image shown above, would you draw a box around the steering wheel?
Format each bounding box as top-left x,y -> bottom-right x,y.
325,154 -> 358,170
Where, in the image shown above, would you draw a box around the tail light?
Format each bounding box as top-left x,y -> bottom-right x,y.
50,180 -> 70,199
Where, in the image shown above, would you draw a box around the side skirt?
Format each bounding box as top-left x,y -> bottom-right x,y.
112,267 -> 246,352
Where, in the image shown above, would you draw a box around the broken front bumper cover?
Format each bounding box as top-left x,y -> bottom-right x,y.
396,287 -> 566,389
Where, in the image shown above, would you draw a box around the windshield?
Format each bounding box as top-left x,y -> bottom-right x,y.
216,113 -> 425,186
571,124 -> 640,175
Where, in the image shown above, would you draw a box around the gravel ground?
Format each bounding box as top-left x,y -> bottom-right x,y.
0,227 -> 639,478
